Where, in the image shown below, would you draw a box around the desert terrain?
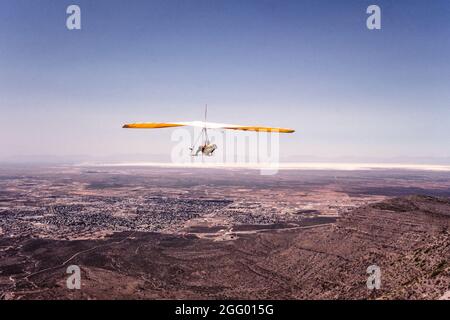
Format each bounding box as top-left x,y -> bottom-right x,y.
0,165 -> 449,299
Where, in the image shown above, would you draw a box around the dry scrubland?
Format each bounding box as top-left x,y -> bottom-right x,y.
0,165 -> 449,299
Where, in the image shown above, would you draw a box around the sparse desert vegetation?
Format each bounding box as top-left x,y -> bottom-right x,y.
0,165 -> 449,299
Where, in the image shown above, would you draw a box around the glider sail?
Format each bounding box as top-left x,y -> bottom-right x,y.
122,121 -> 295,133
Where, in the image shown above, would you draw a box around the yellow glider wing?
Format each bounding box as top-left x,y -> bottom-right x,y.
122,121 -> 295,133
122,122 -> 186,129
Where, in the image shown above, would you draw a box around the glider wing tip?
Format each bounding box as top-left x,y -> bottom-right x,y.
276,128 -> 295,133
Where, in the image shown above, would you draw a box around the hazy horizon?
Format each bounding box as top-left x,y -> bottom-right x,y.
2,153 -> 450,165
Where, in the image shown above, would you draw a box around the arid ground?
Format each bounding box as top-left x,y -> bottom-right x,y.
0,165 -> 449,299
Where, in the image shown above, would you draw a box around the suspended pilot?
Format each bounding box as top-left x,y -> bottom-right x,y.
192,142 -> 217,156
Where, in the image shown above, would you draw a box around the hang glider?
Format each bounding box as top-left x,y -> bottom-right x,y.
123,105 -> 295,156
122,121 -> 295,133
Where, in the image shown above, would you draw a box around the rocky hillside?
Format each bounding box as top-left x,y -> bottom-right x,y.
321,195 -> 450,299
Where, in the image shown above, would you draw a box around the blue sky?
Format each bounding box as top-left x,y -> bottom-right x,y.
0,0 -> 449,162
